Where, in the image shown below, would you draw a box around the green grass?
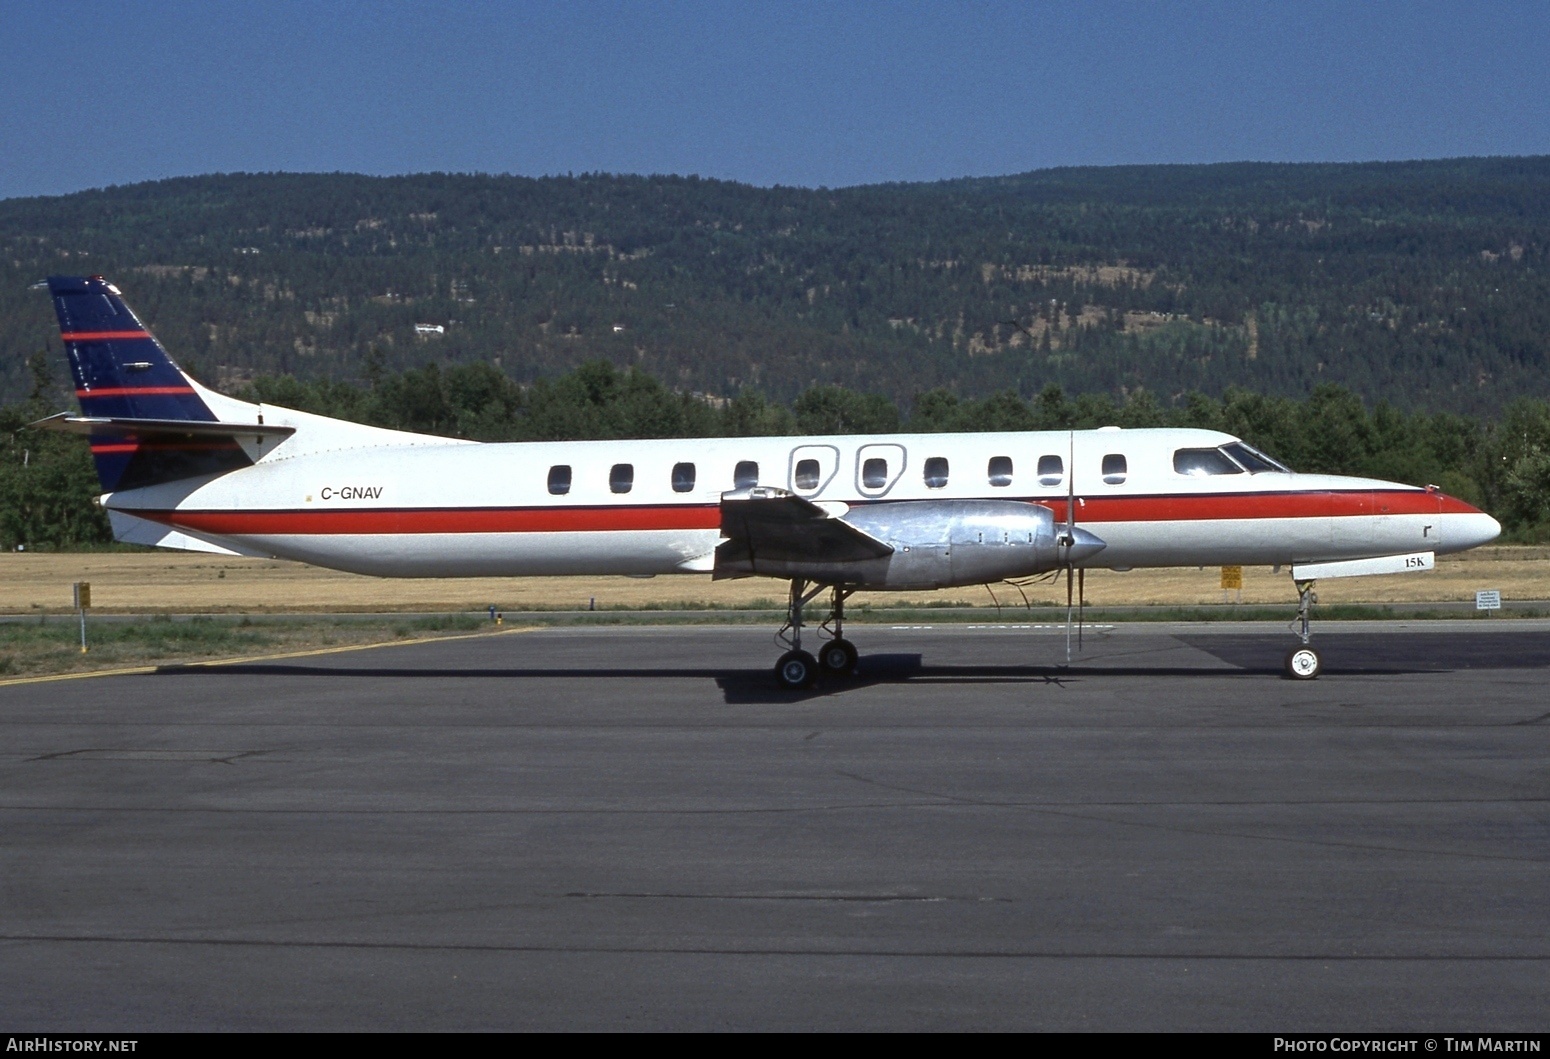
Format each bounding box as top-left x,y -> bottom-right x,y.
390,614 -> 486,636
0,613 -> 492,678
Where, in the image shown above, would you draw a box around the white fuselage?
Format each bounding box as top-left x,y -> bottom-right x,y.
106,422 -> 1501,583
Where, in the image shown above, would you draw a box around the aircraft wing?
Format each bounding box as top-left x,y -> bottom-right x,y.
716,488 -> 893,568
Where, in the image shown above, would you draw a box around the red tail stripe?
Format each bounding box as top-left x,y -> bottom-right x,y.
60,331 -> 152,341
90,442 -> 242,454
76,386 -> 197,397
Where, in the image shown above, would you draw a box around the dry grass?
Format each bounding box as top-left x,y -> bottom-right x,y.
2,547 -> 1546,615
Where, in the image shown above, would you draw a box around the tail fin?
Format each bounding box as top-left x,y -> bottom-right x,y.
46,275 -> 252,492
49,275 -> 216,422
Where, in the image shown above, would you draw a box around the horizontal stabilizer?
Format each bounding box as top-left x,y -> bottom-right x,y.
1293,551 -> 1434,580
30,413 -> 295,442
28,413 -> 293,492
716,487 -> 893,576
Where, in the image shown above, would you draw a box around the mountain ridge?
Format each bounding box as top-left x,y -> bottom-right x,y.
4,158 -> 1548,412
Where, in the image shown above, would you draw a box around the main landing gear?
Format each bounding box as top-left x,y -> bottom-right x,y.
1284,578 -> 1323,680
774,580 -> 859,690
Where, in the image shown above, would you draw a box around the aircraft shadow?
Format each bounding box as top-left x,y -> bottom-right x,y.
149,641 -> 1511,704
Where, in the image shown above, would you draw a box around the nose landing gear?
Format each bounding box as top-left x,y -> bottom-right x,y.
1284,578 -> 1322,679
774,580 -> 859,689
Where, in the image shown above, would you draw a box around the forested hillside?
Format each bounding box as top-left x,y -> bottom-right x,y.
3,160 -> 1549,412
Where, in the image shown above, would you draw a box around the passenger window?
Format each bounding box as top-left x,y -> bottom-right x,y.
672,462 -> 696,492
734,460 -> 759,489
1037,454 -> 1063,486
988,456 -> 1013,487
610,463 -> 634,494
1173,448 -> 1243,477
862,458 -> 888,489
923,456 -> 949,489
794,459 -> 820,490
1102,454 -> 1128,484
547,465 -> 571,496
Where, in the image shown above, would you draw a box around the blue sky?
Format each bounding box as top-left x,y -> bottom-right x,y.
2,0 -> 1547,200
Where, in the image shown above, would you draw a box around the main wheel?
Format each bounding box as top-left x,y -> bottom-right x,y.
1284,644 -> 1322,680
818,638 -> 859,677
775,649 -> 819,690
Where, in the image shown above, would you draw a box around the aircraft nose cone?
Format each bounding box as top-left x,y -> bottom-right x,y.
1464,512 -> 1502,549
1437,510 -> 1501,553
1062,526 -> 1107,565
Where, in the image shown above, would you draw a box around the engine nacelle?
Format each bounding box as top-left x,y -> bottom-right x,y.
724,499 -> 1106,590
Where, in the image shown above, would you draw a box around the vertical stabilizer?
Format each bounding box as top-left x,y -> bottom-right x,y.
49,275 -> 216,421
46,275 -> 246,491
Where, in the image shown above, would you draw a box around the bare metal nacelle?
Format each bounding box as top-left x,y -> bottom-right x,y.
715,490 -> 1107,590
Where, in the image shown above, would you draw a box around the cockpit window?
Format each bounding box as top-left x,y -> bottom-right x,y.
1222,442 -> 1290,473
1174,448 -> 1244,477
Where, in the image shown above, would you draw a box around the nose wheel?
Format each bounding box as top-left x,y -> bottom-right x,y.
1284,644 -> 1322,680
1284,578 -> 1322,680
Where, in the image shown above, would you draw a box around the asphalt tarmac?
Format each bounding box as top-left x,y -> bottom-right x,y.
1,621 -> 1547,1031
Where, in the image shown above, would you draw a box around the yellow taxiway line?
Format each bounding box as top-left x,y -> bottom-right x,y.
0,625 -> 537,689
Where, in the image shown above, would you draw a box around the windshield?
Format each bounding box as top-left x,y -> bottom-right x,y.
1222,442 -> 1291,473
1174,448 -> 1243,476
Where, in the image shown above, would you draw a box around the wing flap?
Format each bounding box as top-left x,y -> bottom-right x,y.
716,488 -> 893,573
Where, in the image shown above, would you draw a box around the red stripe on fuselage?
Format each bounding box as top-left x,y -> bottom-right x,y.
60,331 -> 152,341
76,386 -> 197,397
123,489 -> 1476,538
134,505 -> 725,536
1038,488 -> 1468,523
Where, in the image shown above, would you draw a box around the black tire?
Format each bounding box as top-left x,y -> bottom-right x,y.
1284,644 -> 1322,680
775,650 -> 819,690
818,638 -> 859,677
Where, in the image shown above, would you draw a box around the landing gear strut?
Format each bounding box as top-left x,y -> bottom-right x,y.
1284,578 -> 1322,680
818,585 -> 858,677
774,580 -> 859,689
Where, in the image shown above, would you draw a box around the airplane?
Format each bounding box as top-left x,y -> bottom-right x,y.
29,275 -> 1502,687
